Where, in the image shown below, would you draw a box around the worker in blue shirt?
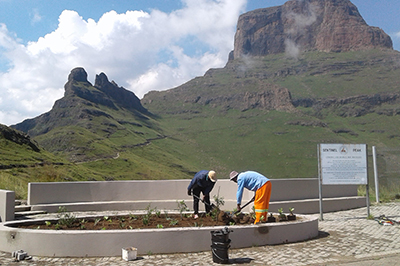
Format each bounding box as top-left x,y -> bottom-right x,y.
188,170 -> 217,219
230,170 -> 271,224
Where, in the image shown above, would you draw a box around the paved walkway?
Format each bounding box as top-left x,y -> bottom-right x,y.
1,202 -> 400,265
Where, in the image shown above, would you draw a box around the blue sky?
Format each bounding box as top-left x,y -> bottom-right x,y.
0,0 -> 399,125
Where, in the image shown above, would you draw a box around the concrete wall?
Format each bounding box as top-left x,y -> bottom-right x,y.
0,215 -> 319,257
27,179 -> 365,214
0,190 -> 15,222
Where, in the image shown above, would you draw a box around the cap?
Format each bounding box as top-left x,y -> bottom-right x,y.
208,170 -> 217,182
229,171 -> 238,180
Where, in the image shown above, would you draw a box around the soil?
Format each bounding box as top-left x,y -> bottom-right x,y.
16,211 -> 295,230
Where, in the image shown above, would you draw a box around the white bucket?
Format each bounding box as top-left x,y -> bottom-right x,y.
122,247 -> 137,261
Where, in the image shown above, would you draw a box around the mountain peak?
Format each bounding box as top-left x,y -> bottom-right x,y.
68,67 -> 89,83
13,67 -> 149,137
233,0 -> 393,59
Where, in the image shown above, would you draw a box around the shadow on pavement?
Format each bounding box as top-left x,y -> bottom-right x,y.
228,257 -> 254,264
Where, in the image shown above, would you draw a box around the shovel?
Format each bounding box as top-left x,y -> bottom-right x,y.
192,194 -> 218,211
234,197 -> 255,215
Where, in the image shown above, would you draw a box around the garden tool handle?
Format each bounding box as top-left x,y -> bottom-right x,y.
235,198 -> 255,214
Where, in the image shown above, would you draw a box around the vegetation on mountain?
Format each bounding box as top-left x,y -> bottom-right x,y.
2,0 -> 400,201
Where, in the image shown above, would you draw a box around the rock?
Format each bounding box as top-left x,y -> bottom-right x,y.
0,124 -> 40,152
233,0 -> 392,59
94,72 -> 147,113
68,67 -> 89,83
12,67 -> 149,137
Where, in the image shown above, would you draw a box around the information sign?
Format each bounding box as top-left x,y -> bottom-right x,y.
319,144 -> 367,185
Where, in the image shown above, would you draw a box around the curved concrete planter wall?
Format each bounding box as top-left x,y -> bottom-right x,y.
0,215 -> 318,257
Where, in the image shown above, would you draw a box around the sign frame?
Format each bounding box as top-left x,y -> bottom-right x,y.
317,144 -> 370,220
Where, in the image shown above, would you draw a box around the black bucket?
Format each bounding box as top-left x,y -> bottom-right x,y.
211,227 -> 232,243
211,244 -> 230,264
210,227 -> 232,264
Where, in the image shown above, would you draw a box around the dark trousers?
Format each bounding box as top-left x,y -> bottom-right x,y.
193,186 -> 211,214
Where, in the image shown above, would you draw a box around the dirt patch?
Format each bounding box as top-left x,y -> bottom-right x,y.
15,212 -> 295,230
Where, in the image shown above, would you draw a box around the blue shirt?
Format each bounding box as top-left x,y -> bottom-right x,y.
187,170 -> 215,195
236,171 -> 269,204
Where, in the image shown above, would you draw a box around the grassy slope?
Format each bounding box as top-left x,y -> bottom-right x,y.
144,50 -> 400,181
3,50 -> 400,199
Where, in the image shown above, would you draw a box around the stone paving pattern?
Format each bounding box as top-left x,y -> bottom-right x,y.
1,202 -> 400,265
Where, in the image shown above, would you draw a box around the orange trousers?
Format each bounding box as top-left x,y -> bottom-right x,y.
254,181 -> 272,224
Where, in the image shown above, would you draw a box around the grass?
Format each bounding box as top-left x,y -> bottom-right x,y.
3,49 -> 400,199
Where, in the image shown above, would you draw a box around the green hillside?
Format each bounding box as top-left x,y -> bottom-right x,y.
3,49 -> 400,201
142,49 -> 400,187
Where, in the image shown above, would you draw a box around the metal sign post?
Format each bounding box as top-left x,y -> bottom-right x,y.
317,144 -> 323,220
318,144 -> 370,219
372,146 -> 379,203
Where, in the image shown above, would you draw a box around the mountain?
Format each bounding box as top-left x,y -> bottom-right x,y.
232,0 -> 392,59
141,0 -> 400,179
13,67 -> 149,137
12,67 -> 196,183
5,0 -> 400,190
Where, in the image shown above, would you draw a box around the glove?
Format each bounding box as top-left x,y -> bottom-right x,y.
188,190 -> 192,196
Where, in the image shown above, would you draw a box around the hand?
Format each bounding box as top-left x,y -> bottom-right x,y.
188,190 -> 192,196
251,195 -> 255,202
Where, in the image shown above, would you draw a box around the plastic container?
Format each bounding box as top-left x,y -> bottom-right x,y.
210,227 -> 232,264
122,247 -> 137,261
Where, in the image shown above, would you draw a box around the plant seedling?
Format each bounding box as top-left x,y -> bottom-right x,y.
176,200 -> 189,218
169,219 -> 179,226
94,218 -> 101,226
278,208 -> 286,218
56,206 -> 76,228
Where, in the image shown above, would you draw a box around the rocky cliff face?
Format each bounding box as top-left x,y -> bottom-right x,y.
63,67 -> 146,113
0,124 -> 40,152
13,67 -> 148,136
233,0 -> 392,59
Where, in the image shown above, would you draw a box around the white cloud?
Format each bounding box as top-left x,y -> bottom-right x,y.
0,0 -> 246,126
31,8 -> 42,24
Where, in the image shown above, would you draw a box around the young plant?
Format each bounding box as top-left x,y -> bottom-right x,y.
102,216 -> 113,223
210,192 -> 225,221
278,208 -> 286,220
251,206 -> 256,220
156,224 -> 164,229
164,210 -> 169,219
56,206 -> 76,228
213,194 -> 225,208
142,216 -> 149,226
145,204 -> 154,217
94,218 -> 101,226
289,207 -> 295,216
129,214 -> 138,220
209,208 -> 219,221
169,219 -> 179,226
176,200 -> 189,218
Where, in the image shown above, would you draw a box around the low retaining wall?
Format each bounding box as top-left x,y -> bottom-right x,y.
26,179 -> 365,214
0,190 -> 14,222
0,214 -> 318,257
